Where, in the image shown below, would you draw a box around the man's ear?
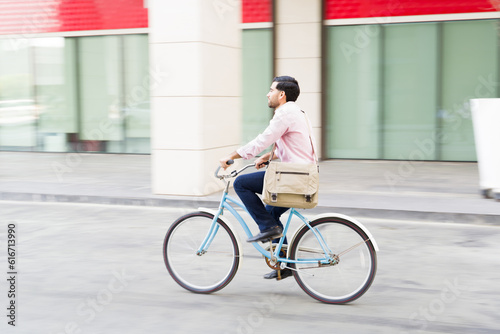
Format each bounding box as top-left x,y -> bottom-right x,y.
279,91 -> 286,100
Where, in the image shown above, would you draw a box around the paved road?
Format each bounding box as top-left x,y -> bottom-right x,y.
1,201 -> 499,334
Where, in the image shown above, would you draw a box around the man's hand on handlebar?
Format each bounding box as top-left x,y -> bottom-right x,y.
220,150 -> 241,170
219,151 -> 270,172
254,156 -> 269,170
254,151 -> 273,170
219,157 -> 234,170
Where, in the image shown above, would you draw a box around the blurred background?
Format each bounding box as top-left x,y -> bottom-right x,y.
1,4 -> 499,332
0,0 -> 498,160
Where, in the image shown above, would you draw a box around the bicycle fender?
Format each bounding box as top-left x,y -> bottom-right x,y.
197,207 -> 244,263
292,213 -> 379,252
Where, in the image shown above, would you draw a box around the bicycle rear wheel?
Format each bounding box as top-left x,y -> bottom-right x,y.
163,212 -> 240,294
289,217 -> 377,304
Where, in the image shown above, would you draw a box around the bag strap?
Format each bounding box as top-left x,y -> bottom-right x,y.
269,110 -> 317,163
302,111 -> 318,163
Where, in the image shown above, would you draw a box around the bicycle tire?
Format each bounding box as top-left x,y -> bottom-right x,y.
163,212 -> 240,294
289,217 -> 377,304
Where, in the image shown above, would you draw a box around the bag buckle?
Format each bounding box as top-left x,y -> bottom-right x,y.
305,194 -> 312,203
271,193 -> 278,203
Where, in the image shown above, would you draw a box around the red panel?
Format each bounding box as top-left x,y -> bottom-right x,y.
325,0 -> 499,20
0,0 -> 148,35
242,0 -> 272,23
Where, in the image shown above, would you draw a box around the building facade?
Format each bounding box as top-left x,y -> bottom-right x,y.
0,0 -> 149,154
1,1 -> 499,195
242,0 -> 500,162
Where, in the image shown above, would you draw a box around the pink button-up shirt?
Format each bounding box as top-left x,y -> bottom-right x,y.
237,102 -> 317,163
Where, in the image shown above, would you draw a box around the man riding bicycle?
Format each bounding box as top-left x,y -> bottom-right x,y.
219,76 -> 317,280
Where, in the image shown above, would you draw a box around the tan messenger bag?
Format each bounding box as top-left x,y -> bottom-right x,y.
262,111 -> 319,209
262,161 -> 319,209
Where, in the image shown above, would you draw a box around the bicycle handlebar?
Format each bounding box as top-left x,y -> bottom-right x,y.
215,160 -> 268,180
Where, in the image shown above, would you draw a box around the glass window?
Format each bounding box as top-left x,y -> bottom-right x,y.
0,39 -> 36,150
242,29 -> 273,145
122,34 -> 150,154
326,25 -> 381,159
325,19 -> 500,162
382,23 -> 439,160
440,20 -> 499,161
33,37 -> 78,152
0,34 -> 151,154
78,36 -> 123,153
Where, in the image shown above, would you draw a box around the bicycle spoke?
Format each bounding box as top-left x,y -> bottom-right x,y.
289,217 -> 377,304
337,238 -> 371,257
163,212 -> 240,294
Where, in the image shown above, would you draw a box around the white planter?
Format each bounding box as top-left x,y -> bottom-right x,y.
471,98 -> 500,199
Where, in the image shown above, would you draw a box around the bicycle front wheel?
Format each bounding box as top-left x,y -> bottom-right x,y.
289,217 -> 377,304
163,212 -> 240,294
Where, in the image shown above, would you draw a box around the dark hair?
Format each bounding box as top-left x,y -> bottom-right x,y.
272,76 -> 300,102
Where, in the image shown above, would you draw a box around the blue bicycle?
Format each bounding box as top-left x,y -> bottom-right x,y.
163,162 -> 379,304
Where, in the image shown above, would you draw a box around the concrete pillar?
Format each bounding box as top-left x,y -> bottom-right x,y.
274,0 -> 322,157
149,0 -> 241,195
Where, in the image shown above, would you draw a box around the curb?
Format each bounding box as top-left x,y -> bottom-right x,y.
1,191 -> 498,225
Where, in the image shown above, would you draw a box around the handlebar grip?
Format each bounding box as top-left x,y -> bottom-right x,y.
215,159 -> 235,179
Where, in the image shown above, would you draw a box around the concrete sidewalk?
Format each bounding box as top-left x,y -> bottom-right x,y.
1,151 -> 499,224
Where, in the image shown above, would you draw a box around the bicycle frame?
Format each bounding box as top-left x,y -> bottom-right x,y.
165,163 -> 378,303
198,184 -> 335,266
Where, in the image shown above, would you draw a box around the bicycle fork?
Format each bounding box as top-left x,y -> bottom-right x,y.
196,208 -> 225,256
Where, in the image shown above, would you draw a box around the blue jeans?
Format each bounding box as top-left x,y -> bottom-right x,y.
233,171 -> 289,243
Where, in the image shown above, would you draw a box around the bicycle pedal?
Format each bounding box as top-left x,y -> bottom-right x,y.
275,268 -> 293,281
